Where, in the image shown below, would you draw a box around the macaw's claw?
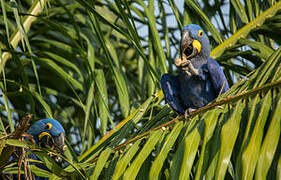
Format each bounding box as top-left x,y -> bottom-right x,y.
183,68 -> 192,76
184,108 -> 197,119
187,61 -> 199,76
181,59 -> 199,76
174,58 -> 182,67
175,57 -> 199,76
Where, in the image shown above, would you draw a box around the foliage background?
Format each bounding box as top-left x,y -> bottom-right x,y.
0,0 -> 281,179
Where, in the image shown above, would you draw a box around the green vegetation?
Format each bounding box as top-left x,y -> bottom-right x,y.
1,0 -> 281,179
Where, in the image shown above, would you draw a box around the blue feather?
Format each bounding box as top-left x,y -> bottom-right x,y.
6,119 -> 65,179
161,24 -> 229,115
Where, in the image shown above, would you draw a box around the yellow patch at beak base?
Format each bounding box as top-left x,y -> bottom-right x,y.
192,40 -> 201,54
39,132 -> 51,140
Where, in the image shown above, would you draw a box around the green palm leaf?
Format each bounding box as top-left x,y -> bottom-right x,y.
1,0 -> 281,179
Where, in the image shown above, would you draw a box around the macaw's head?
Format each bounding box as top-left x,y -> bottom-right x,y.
180,24 -> 210,62
27,119 -> 66,161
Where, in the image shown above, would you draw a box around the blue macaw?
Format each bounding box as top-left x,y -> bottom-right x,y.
161,24 -> 229,116
6,119 -> 65,179
27,118 -> 66,154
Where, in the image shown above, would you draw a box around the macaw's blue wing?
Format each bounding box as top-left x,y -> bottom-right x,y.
161,73 -> 185,115
207,58 -> 229,96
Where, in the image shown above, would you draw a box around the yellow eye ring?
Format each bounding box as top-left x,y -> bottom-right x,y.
46,123 -> 52,130
198,30 -> 203,37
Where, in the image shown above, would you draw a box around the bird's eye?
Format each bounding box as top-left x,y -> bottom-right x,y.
46,123 -> 52,130
198,30 -> 203,37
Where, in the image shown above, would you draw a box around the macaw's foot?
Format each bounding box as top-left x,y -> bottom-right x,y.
186,61 -> 199,76
184,108 -> 197,119
178,59 -> 199,76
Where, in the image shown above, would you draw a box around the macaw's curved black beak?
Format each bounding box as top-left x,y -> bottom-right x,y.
38,132 -> 66,163
180,30 -> 201,62
53,133 -> 65,153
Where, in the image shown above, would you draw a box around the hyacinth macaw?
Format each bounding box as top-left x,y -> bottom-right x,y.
27,118 -> 66,156
7,119 -> 65,179
161,24 -> 229,116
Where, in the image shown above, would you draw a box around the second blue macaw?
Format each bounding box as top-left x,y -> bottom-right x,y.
27,118 -> 66,157
161,24 -> 229,116
6,119 -> 66,179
